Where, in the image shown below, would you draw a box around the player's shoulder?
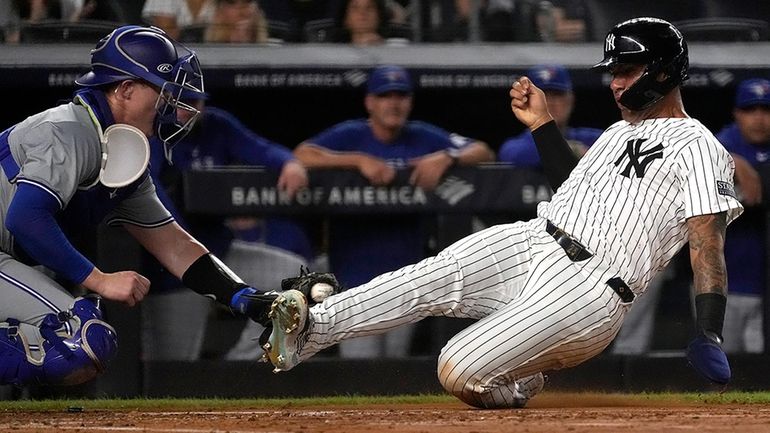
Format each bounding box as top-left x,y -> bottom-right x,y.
666,118 -> 731,159
500,131 -> 534,151
403,120 -> 449,136
567,126 -> 604,145
308,119 -> 369,148
325,119 -> 369,134
639,118 -> 712,147
11,102 -> 96,145
498,131 -> 539,165
715,122 -> 741,147
202,106 -> 235,122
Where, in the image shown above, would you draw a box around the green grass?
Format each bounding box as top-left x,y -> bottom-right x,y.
1,392 -> 770,412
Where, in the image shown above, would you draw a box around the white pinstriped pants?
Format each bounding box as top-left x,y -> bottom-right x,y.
302,218 -> 630,408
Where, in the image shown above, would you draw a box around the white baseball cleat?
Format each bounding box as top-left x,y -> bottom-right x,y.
262,289 -> 308,373
512,372 -> 545,408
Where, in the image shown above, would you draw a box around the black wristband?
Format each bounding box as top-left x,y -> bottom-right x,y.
531,120 -> 580,191
182,253 -> 247,305
694,292 -> 727,339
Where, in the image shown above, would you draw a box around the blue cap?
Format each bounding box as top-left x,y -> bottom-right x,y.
367,65 -> 413,95
735,78 -> 770,108
527,64 -> 572,92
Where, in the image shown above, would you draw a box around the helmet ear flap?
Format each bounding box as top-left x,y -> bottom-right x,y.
619,64 -> 664,110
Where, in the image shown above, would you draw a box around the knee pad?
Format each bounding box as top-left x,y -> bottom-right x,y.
0,296 -> 118,386
0,319 -> 39,386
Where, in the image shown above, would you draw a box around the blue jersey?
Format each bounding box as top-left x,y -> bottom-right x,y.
498,126 -> 603,167
716,123 -> 768,295
150,106 -> 312,263
309,119 -> 474,287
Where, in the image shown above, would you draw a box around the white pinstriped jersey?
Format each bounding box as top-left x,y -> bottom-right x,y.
539,117 -> 744,295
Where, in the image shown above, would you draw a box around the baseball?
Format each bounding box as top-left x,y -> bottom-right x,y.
310,282 -> 334,303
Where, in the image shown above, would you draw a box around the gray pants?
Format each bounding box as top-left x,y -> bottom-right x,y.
0,252 -> 80,358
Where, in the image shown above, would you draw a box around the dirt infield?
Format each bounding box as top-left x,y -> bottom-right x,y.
2,394 -> 769,433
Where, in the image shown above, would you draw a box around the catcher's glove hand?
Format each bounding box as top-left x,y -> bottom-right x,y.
686,330 -> 731,385
281,266 -> 340,305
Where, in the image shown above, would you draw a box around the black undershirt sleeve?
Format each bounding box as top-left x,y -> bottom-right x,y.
530,120 -> 580,191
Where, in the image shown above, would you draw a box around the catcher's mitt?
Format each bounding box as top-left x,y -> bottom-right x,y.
281,266 -> 340,305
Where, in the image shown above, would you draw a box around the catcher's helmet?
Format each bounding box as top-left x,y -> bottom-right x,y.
76,25 -> 205,158
591,17 -> 689,111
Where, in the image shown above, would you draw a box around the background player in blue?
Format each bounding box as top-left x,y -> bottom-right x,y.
713,77 -> 770,353
0,25 -> 280,386
293,65 -> 494,358
499,64 -> 603,168
144,95 -> 312,360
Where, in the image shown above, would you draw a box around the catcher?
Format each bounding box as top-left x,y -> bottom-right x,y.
0,26 -> 324,387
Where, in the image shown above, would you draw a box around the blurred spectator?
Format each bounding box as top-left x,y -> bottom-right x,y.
142,0 -> 215,40
483,0 -> 588,42
293,65 -> 494,359
499,64 -> 602,167
305,0 -> 410,43
205,0 -> 269,43
2,0 -> 70,43
420,0 -> 475,41
481,0 -> 517,41
143,95 -> 313,361
548,0 -> 589,42
334,0 -> 389,45
2,0 -> 127,43
12,0 -> 62,21
259,0 -> 337,42
712,77 -> 770,354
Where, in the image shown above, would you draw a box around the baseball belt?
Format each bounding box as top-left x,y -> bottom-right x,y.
545,220 -> 635,303
545,220 -> 592,262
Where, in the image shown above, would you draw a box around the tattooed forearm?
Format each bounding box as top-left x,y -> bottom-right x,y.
687,212 -> 728,296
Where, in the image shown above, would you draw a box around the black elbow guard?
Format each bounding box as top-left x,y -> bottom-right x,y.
182,253 -> 247,305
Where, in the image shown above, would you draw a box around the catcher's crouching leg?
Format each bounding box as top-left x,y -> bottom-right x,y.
0,296 -> 118,386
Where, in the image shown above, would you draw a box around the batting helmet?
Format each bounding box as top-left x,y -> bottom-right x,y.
591,17 -> 689,111
76,25 -> 205,156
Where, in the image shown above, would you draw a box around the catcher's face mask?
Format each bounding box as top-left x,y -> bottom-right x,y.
75,25 -> 205,164
99,124 -> 150,188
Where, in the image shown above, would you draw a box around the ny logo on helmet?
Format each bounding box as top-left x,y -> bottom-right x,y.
157,63 -> 173,73
605,33 -> 615,52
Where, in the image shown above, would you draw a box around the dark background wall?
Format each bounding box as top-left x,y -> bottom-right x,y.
1,79 -> 739,153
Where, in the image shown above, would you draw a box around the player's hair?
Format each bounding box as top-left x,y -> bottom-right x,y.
591,17 -> 689,111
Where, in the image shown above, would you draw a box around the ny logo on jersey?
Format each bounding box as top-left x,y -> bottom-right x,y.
614,138 -> 663,178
